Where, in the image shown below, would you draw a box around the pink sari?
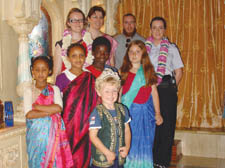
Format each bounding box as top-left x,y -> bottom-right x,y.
26,84 -> 74,168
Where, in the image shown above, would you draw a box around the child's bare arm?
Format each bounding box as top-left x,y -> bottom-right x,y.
26,104 -> 62,119
119,123 -> 131,158
89,129 -> 116,164
26,109 -> 50,119
152,85 -> 163,125
33,104 -> 62,114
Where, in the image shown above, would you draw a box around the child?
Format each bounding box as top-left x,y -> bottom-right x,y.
55,43 -> 86,93
120,40 -> 163,168
24,56 -> 73,168
89,68 -> 131,168
85,36 -> 117,78
58,43 -> 98,168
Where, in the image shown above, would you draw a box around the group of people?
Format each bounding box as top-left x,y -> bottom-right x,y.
24,5 -> 184,168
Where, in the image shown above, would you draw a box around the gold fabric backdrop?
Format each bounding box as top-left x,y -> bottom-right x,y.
115,0 -> 225,128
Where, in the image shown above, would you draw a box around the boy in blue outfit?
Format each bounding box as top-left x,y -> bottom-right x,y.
89,68 -> 131,168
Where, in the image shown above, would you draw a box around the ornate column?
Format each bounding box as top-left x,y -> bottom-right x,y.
105,0 -> 120,35
78,0 -> 91,16
2,0 -> 42,122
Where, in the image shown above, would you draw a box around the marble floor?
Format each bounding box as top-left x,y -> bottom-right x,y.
169,156 -> 225,168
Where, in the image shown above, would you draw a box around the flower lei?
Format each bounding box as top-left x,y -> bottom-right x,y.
82,30 -> 94,67
145,36 -> 169,84
61,29 -> 94,69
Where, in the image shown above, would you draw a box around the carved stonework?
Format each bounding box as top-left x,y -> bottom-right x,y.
0,124 -> 27,168
105,0 -> 120,35
2,0 -> 42,122
78,0 -> 91,15
0,144 -> 20,168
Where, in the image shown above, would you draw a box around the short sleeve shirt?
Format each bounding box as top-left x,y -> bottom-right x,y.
149,43 -> 184,75
89,105 -> 130,129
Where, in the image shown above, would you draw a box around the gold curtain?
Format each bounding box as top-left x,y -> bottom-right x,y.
116,0 -> 225,128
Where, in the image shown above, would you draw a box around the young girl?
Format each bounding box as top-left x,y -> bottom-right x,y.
120,40 -> 163,168
85,36 -> 117,77
57,43 -> 98,168
55,43 -> 86,93
24,56 -> 73,168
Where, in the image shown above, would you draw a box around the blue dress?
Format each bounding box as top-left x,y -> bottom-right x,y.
124,96 -> 155,168
26,85 -> 73,168
122,68 -> 155,168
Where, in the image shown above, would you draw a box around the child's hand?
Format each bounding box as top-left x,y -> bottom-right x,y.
119,146 -> 129,158
155,113 -> 163,125
105,150 -> 116,164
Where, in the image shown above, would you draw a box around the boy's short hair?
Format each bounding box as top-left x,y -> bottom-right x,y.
92,36 -> 111,53
95,68 -> 121,92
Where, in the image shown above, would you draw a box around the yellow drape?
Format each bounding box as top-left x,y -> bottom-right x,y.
116,0 -> 225,128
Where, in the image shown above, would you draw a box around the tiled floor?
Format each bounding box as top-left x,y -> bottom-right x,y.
169,156 -> 225,168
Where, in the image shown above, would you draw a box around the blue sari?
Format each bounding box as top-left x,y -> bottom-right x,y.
26,85 -> 73,168
122,66 -> 155,168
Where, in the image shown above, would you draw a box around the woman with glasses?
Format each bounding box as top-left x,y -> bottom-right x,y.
53,8 -> 87,79
84,6 -> 117,67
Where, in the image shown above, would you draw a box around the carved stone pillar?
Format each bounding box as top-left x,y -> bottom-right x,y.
105,0 -> 120,35
78,0 -> 91,15
2,0 -> 42,122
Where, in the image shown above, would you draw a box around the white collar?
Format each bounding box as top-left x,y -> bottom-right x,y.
64,69 -> 77,81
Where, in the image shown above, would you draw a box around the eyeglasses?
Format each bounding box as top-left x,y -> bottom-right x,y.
125,38 -> 131,48
69,18 -> 84,23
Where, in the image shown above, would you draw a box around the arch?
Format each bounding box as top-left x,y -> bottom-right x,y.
41,0 -> 64,53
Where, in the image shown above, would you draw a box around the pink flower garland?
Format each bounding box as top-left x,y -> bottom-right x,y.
145,36 -> 169,84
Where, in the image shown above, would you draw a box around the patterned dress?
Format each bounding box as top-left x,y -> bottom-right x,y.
26,84 -> 73,168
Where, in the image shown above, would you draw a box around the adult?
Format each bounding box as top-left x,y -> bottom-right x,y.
114,13 -> 145,69
85,6 -> 117,67
53,8 -> 87,79
145,16 -> 184,168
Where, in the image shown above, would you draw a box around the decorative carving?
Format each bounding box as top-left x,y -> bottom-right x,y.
0,144 -> 20,168
0,124 -> 27,168
2,0 -> 42,122
78,0 -> 91,15
105,0 -> 120,35
0,126 -> 26,140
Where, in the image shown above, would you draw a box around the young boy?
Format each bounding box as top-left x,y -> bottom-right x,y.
89,68 -> 131,168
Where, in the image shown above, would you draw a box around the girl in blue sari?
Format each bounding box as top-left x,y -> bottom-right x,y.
24,56 -> 73,168
120,40 -> 163,168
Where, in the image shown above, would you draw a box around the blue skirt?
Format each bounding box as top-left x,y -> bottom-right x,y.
124,95 -> 155,168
